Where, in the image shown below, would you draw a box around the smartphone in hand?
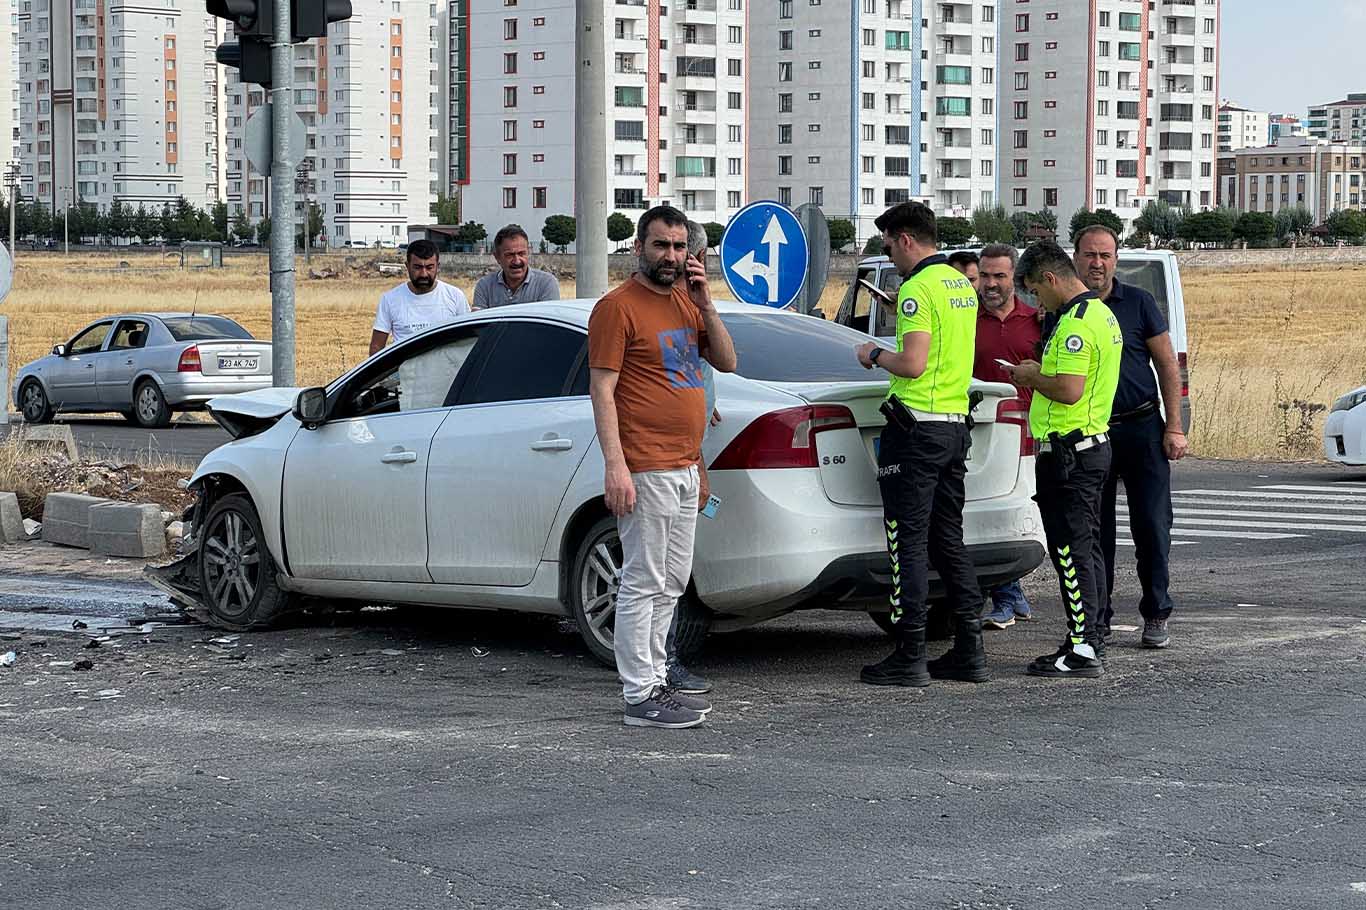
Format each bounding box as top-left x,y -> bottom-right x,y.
995,358 -> 1015,369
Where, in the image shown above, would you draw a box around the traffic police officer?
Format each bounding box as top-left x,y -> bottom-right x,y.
855,202 -> 986,687
1004,241 -> 1122,679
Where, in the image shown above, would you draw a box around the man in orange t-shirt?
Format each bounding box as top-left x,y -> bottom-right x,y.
588,205 -> 738,729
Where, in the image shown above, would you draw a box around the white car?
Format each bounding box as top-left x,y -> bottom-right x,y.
1325,385 -> 1366,465
152,300 -> 1045,665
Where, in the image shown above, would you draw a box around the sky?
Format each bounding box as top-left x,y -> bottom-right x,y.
1220,1 -> 1363,114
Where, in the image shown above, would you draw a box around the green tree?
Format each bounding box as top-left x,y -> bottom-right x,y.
105,201 -> 131,244
1033,207 -> 1058,233
256,216 -> 272,245
430,194 -> 460,224
1325,209 -> 1366,243
131,204 -> 155,242
607,211 -> 634,249
1068,207 -> 1125,243
30,202 -> 51,241
970,204 -> 1014,244
703,221 -> 725,249
937,216 -> 973,247
542,214 -> 576,252
827,217 -> 856,251
1234,211 -> 1276,247
1178,210 -> 1236,246
1133,200 -> 1184,244
231,208 -> 254,244
1274,205 -> 1314,241
212,201 -> 230,242
306,202 -> 323,245
455,220 -> 487,246
1009,211 -> 1036,244
863,234 -> 885,255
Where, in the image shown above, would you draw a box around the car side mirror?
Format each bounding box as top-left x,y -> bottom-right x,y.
293,387 -> 328,428
52,344 -> 67,357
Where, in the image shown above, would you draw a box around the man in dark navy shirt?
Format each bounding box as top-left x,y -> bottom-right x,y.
1073,226 -> 1188,650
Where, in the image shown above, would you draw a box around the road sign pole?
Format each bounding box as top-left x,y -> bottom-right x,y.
574,0 -> 608,299
269,0 -> 296,387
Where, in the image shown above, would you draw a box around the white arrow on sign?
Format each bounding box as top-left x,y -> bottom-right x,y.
729,215 -> 789,304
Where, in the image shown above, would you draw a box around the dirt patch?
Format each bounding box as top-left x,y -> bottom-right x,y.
1,445 -> 193,521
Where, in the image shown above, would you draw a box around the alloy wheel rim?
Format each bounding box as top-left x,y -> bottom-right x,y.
22,384 -> 42,419
578,530 -> 622,651
137,386 -> 159,422
202,509 -> 262,619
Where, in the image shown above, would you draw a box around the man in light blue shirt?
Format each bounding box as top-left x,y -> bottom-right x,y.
471,224 -> 560,309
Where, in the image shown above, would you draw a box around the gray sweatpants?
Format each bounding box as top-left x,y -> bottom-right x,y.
616,465 -> 700,704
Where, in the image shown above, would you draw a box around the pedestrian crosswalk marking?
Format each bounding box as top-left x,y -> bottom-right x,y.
1114,480 -> 1366,550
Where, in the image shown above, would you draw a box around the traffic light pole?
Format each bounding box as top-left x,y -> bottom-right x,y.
269,0 -> 297,387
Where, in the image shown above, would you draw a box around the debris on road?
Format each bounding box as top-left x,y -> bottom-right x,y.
71,619 -> 87,630
0,651 -> 15,667
471,647 -> 490,658
73,659 -> 94,671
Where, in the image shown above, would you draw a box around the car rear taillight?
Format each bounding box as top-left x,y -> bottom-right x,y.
1177,351 -> 1189,399
996,397 -> 1036,457
177,345 -> 202,373
710,405 -> 857,470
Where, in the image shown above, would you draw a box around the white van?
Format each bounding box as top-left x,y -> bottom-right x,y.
832,249 -> 1192,433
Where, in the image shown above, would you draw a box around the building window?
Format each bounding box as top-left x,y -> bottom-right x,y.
1014,101 -> 1028,120
981,160 -> 993,177
502,187 -> 516,208
1015,72 -> 1028,90
533,187 -> 547,208
504,53 -> 517,74
1015,42 -> 1029,62
810,187 -> 824,205
1044,188 -> 1058,207
1015,13 -> 1028,31
504,18 -> 517,40
728,191 -> 742,208
1013,159 -> 1027,177
504,87 -> 517,107
1013,188 -> 1028,207
503,153 -> 517,175
1013,130 -> 1028,149
504,120 -> 517,140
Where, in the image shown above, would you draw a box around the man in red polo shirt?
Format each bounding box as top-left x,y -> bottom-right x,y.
970,243 -> 1042,629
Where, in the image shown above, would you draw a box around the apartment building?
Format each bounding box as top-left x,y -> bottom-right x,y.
1218,101 -> 1267,152
1001,0 -> 1220,222
748,0 -> 999,240
1218,137 -> 1366,222
456,0 -> 749,244
223,1 -> 438,247
16,1 -> 220,212
1269,113 -> 1308,145
2,0 -> 17,172
1307,93 -> 1366,143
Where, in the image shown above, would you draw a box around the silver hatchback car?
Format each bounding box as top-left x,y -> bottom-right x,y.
12,313 -> 273,428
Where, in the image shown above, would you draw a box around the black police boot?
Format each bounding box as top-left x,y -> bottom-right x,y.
861,632 -> 930,687
1026,641 -> 1103,679
927,633 -> 991,683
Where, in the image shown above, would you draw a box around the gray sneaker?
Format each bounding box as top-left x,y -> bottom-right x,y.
624,686 -> 705,728
663,686 -> 712,715
1142,619 -> 1171,649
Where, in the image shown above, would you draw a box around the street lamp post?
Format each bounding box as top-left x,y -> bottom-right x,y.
63,191 -> 70,256
5,163 -> 18,263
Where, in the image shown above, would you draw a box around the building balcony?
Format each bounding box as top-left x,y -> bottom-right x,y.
1163,61 -> 1196,77
1161,0 -> 1197,15
936,175 -> 973,191
937,144 -> 972,159
674,173 -> 718,189
1163,30 -> 1196,47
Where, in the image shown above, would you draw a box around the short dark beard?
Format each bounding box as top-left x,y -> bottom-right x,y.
637,254 -> 680,288
410,276 -> 435,292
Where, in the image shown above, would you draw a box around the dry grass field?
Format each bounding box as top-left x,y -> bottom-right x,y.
2,250 -> 1363,460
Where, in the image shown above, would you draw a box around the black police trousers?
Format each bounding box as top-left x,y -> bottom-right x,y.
877,419 -> 982,638
1035,443 -> 1111,649
1100,411 -> 1175,626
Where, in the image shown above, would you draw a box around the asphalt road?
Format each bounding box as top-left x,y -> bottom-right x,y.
2,414 -> 231,463
1,460 -> 1364,909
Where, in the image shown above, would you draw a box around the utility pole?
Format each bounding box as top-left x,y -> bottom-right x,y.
5,162 -> 18,264
574,0 -> 608,299
63,191 -> 69,256
268,2 -> 297,387
297,158 -> 313,271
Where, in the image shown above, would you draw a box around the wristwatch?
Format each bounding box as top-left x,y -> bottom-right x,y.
869,347 -> 884,367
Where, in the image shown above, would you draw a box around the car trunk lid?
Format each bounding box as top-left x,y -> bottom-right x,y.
761,379 -> 1024,506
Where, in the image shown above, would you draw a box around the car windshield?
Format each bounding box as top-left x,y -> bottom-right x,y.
718,313 -> 886,383
1116,260 -> 1170,318
161,316 -> 254,342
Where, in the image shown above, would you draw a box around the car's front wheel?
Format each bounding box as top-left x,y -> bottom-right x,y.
20,380 -> 54,424
133,379 -> 172,428
197,492 -> 291,631
568,515 -> 711,668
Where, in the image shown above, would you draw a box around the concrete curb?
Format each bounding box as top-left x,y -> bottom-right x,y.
0,492 -> 22,544
41,493 -> 113,549
89,502 -> 166,559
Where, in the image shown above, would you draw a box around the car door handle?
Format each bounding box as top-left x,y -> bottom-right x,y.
85,363 -> 95,370
125,358 -> 135,365
380,449 -> 418,464
530,437 -> 574,452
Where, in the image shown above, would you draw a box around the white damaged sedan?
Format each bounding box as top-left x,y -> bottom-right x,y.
1325,385 -> 1366,466
148,300 -> 1045,665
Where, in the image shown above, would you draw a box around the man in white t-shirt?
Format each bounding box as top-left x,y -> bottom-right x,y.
369,239 -> 470,355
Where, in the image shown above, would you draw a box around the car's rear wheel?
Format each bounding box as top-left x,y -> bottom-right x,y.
569,515 -> 711,668
20,380 -> 54,424
133,379 -> 172,428
197,493 -> 291,631
868,602 -> 954,641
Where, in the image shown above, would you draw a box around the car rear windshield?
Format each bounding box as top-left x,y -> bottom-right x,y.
1115,260 -> 1171,318
718,313 -> 885,382
161,316 -> 254,342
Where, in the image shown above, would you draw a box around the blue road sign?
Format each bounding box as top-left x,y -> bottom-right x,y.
720,201 -> 809,309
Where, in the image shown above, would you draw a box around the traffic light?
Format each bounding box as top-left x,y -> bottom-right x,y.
209,0 -> 274,87
291,0 -> 352,43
